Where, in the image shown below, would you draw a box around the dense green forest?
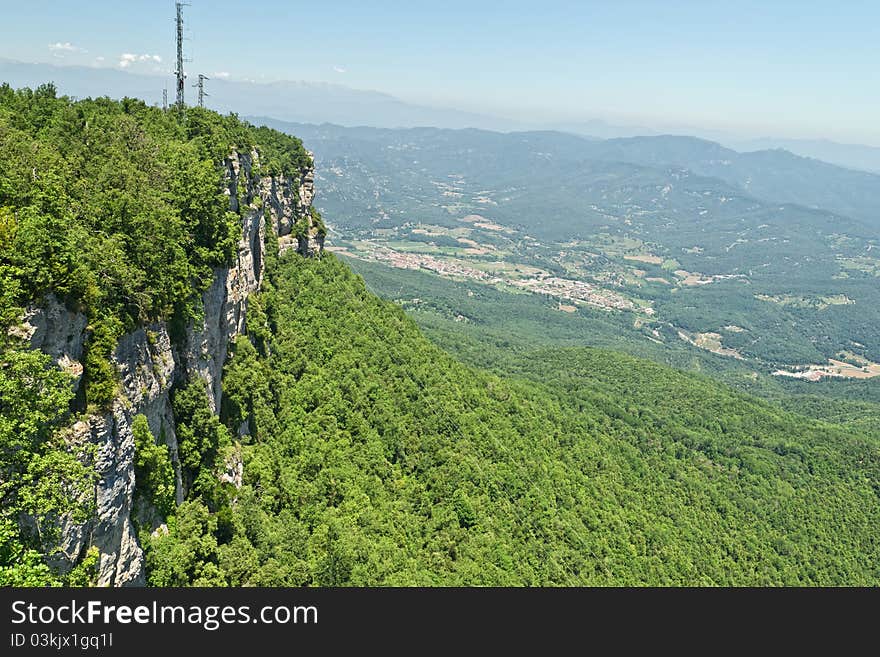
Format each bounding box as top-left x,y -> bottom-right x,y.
145,252 -> 880,585
2,85 -> 878,586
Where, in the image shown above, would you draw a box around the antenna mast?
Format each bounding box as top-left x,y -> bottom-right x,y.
175,2 -> 187,108
193,74 -> 209,107
162,87 -> 168,111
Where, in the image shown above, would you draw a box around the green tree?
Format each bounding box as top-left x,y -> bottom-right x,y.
0,347 -> 93,582
132,414 -> 176,517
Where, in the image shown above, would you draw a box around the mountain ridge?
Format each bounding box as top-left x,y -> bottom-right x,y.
0,59 -> 521,131
259,117 -> 880,236
3,59 -> 880,174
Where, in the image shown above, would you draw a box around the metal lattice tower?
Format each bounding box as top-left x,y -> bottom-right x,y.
175,3 -> 187,108
162,88 -> 168,111
193,74 -> 209,107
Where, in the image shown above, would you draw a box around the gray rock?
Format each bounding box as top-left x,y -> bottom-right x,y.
11,293 -> 87,391
297,230 -> 325,258
219,447 -> 244,489
183,209 -> 265,413
91,409 -> 142,587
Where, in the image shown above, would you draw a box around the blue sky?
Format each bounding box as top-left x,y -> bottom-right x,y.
2,0 -> 878,143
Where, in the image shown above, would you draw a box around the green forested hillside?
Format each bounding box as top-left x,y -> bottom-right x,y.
2,85 -> 878,587
0,83 -> 310,406
0,84 -> 309,584
145,252 -> 880,585
346,257 -> 880,414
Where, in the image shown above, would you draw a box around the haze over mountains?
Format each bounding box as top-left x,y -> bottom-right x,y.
259,118 -> 880,236
575,135 -> 880,230
3,58 -> 880,174
0,59 -> 516,131
732,138 -> 880,175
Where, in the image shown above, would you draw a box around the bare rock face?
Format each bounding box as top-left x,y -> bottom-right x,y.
294,160 -> 323,257
260,149 -> 315,239
98,325 -> 176,586
260,175 -> 297,236
16,293 -> 87,358
114,323 -> 182,507
90,409 -> 140,587
297,225 -> 325,258
12,293 -> 87,391
219,446 -> 244,489
298,155 -> 316,215
50,419 -> 97,575
262,150 -> 323,258
184,249 -> 262,416
40,146 -> 318,586
52,325 -> 177,586
115,325 -> 176,407
186,150 -> 270,412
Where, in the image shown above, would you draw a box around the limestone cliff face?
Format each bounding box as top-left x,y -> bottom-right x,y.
185,149 -> 267,415
15,294 -> 87,393
20,147 -> 320,586
265,152 -> 325,257
56,325 -> 175,586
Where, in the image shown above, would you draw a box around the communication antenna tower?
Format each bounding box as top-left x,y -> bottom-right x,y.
175,2 -> 190,108
193,74 -> 209,107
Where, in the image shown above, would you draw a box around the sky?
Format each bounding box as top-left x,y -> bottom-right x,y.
1,0 -> 878,144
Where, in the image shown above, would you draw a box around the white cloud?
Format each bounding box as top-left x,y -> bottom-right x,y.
95,56 -> 105,62
49,42 -> 85,53
118,53 -> 162,69
333,65 -> 347,74
213,71 -> 230,79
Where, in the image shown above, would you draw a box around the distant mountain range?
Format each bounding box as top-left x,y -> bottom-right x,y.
3,58 -> 879,174
731,138 -> 880,175
0,59 -> 519,131
255,118 -> 880,234
580,135 -> 880,229
249,119 -> 880,374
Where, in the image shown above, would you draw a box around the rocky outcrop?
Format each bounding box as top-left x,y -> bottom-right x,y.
219,446 -> 244,490
185,150 -> 268,412
298,156 -> 316,214
50,324 -> 176,586
295,216 -> 326,258
260,150 -> 315,238
12,293 -> 87,391
267,151 -> 325,258
31,146 -> 319,586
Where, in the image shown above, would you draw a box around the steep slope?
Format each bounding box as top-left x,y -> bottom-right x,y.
145,252 -> 880,585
